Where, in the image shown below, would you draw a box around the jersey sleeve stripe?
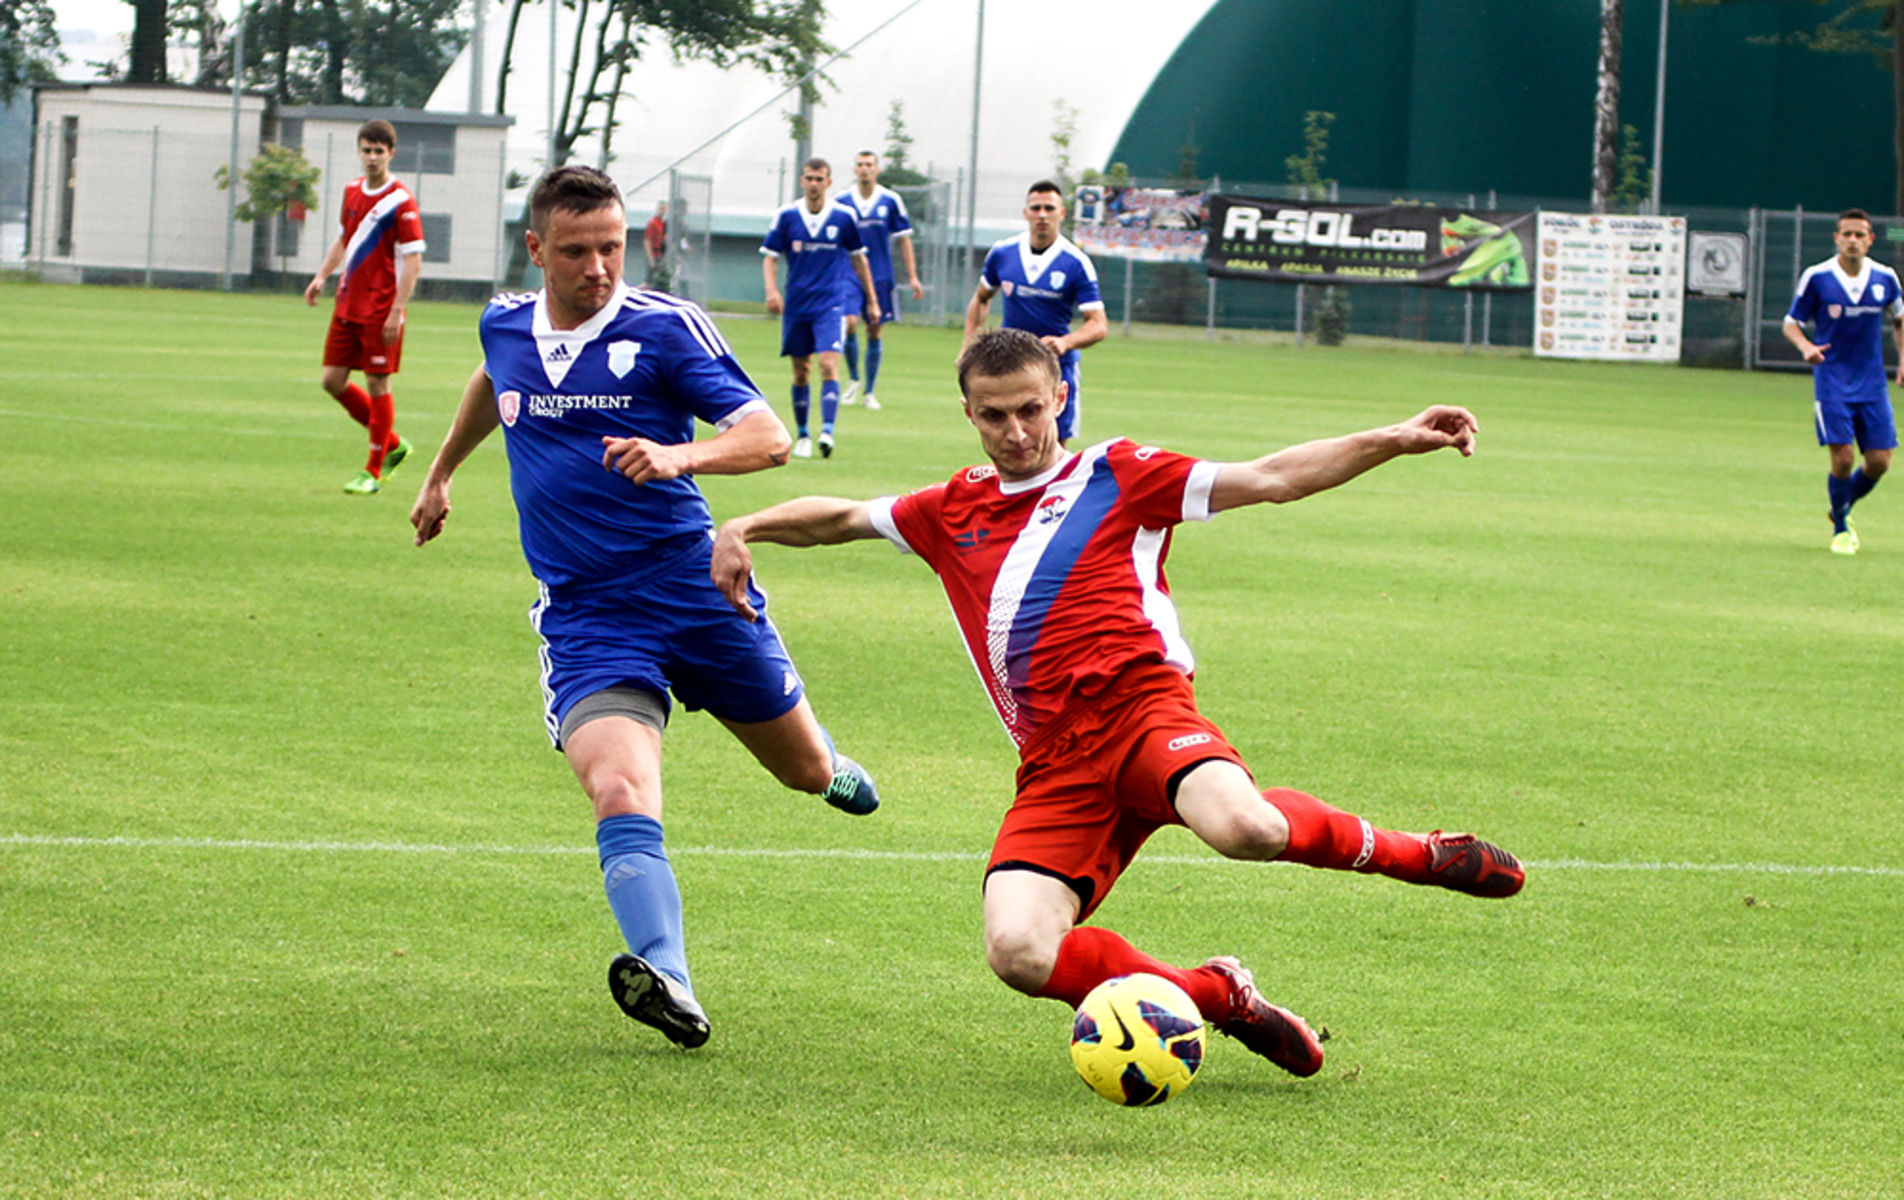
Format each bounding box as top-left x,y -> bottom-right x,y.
713,397 -> 773,432
867,496 -> 916,554
1182,460 -> 1218,522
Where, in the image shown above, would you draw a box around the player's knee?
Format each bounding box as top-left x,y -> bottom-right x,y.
985,924 -> 1058,995
1209,801 -> 1291,862
581,769 -> 658,821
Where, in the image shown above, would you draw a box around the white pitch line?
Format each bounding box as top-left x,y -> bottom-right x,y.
1,833 -> 1900,877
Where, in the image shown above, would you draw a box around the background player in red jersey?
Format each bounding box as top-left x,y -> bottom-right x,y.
304,119 -> 425,495
710,328 -> 1524,1078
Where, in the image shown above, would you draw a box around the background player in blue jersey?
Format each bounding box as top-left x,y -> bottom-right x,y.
837,151 -> 925,412
1783,207 -> 1902,555
963,180 -> 1108,445
407,166 -> 878,1049
762,158 -> 879,459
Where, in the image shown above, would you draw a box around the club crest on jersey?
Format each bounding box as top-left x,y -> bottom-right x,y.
1829,304 -> 1843,319
607,340 -> 641,378
1035,494 -> 1071,525
1877,284 -> 1887,301
1001,280 -> 1016,296
1048,270 -> 1066,289
826,225 -> 839,240
498,389 -> 521,427
792,240 -> 804,253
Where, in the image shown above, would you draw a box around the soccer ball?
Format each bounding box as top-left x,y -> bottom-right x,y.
1069,973 -> 1206,1106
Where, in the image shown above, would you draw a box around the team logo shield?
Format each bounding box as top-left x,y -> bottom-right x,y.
607,340 -> 641,378
1049,270 -> 1066,289
1829,304 -> 1843,319
498,389 -> 521,427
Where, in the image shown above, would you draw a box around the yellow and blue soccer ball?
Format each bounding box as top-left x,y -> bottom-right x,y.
1069,973 -> 1206,1106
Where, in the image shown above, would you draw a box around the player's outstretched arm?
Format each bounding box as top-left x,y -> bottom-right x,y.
711,498 -> 880,621
601,408 -> 791,486
1207,405 -> 1477,514
762,255 -> 784,315
411,365 -> 501,546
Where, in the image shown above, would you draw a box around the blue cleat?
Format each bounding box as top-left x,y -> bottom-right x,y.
822,753 -> 879,815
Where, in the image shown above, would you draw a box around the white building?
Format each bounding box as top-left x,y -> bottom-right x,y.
26,82 -> 512,295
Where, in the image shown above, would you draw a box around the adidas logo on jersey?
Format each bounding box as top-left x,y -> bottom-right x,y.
544,343 -> 573,363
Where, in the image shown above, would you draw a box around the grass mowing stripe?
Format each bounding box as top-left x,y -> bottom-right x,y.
4,832 -> 1899,877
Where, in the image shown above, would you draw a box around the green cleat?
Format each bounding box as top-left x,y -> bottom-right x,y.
1830,530 -> 1857,556
343,471 -> 381,495
382,437 -> 412,477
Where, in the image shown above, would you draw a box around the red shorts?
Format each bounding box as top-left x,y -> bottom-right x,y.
987,659 -> 1248,920
323,313 -> 403,375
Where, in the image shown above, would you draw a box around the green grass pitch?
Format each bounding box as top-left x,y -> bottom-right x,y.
2,281 -> 1900,1199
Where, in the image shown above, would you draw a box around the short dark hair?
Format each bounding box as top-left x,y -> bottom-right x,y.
357,119 -> 396,149
956,328 -> 1061,397
1027,179 -> 1064,199
529,165 -> 624,236
803,157 -> 831,176
1838,208 -> 1873,229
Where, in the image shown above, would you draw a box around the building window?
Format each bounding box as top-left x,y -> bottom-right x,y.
420,213 -> 451,263
393,124 -> 455,176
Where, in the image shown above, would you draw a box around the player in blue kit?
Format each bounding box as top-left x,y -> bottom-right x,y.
836,151 -> 924,412
408,166 -> 878,1049
963,180 -> 1108,444
1783,207 -> 1902,555
762,158 -> 879,459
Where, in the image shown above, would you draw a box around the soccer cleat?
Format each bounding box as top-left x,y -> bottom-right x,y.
1201,956 -> 1324,1078
792,436 -> 813,459
343,471 -> 381,495
841,381 -> 860,405
382,437 -> 413,477
1422,831 -> 1525,898
818,432 -> 835,459
821,753 -> 879,815
862,393 -> 881,411
1830,531 -> 1858,556
609,953 -> 710,1049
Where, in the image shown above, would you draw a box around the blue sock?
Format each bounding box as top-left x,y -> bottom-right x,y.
792,384 -> 810,437
866,338 -> 883,394
1848,467 -> 1880,506
843,332 -> 860,382
1829,473 -> 1853,532
597,813 -> 692,994
821,380 -> 840,435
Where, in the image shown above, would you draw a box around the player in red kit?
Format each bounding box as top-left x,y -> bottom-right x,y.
711,328 -> 1524,1079
304,119 -> 425,495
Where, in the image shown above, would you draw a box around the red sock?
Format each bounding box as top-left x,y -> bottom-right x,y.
333,382 -> 373,427
1034,926 -> 1234,1023
366,391 -> 395,476
1263,787 -> 1430,879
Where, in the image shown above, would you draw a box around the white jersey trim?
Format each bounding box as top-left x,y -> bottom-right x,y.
867,495 -> 915,554
1183,460 -> 1218,522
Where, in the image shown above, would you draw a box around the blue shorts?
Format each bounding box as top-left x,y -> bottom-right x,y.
1814,394 -> 1898,451
781,305 -> 845,359
842,279 -> 899,325
529,534 -> 805,747
1057,352 -> 1083,441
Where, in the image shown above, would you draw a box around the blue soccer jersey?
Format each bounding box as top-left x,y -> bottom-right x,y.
761,199 -> 866,318
834,185 -> 913,289
480,283 -> 773,589
1787,257 -> 1903,405
980,232 -> 1105,350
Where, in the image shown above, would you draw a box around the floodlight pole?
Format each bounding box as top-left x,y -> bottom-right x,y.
221,8 -> 247,292
965,0 -> 983,287
1649,0 -> 1668,213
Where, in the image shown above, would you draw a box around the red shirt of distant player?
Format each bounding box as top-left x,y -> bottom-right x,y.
332,176 -> 425,325
869,439 -> 1219,747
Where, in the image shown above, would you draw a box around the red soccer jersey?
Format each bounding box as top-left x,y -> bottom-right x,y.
870,439 -> 1220,748
333,176 -> 426,324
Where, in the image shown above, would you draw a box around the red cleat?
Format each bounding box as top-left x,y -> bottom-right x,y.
1423,831 -> 1525,898
1201,957 -> 1324,1078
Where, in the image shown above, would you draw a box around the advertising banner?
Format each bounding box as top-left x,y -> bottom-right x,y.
1203,196 -> 1536,291
1533,212 -> 1685,362
1073,185 -> 1206,263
